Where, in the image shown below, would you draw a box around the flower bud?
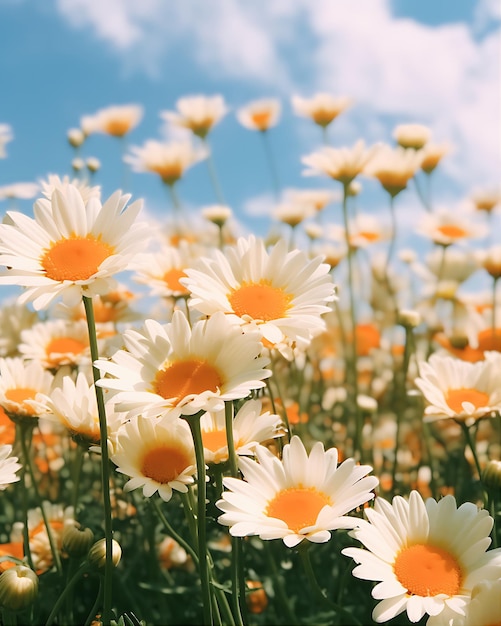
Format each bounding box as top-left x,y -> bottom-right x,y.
0,565 -> 38,611
67,128 -> 85,148
87,539 -> 122,569
482,459 -> 501,490
398,309 -> 421,329
62,523 -> 95,558
86,157 -> 101,173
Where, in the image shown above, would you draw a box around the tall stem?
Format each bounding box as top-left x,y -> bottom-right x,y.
492,276 -> 499,333
203,138 -> 226,205
83,295 -> 114,626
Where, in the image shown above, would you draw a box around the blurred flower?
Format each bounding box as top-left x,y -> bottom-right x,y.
284,188 -> 340,213
0,183 -> 39,201
158,536 -> 193,571
80,104 -> 143,137
161,94 -> 228,139
71,157 -> 85,172
291,93 -> 352,128
53,285 -> 139,326
201,204 -> 233,227
342,491 -> 501,625
125,139 -> 207,186
0,445 -> 21,490
302,140 -> 380,185
274,202 -> 314,228
365,145 -> 423,197
0,358 -> 54,423
393,123 -> 431,149
246,580 -> 268,614
18,319 -> 91,370
111,413 -> 196,502
471,188 -> 500,214
217,435 -> 378,547
39,174 -> 101,204
0,124 -> 13,158
464,579 -> 501,626
236,99 -> 281,132
417,208 -> 487,247
183,235 -> 336,350
0,184 -> 148,310
67,128 -> 85,148
478,245 -> 501,279
86,157 -> 101,173
0,301 -> 38,358
96,310 -> 270,419
200,398 -> 284,464
415,353 -> 501,423
420,141 -> 452,174
311,241 -> 347,270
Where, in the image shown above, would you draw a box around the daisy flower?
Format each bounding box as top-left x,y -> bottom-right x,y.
110,413 -> 196,502
342,491 -> 501,625
217,435 -> 378,548
471,188 -> 500,214
417,208 -> 487,247
0,445 -> 21,490
0,183 -> 39,201
182,235 -> 336,349
283,188 -> 340,213
0,184 -> 148,310
80,104 -> 143,137
18,319 -> 91,370
39,174 -> 101,204
161,94 -> 228,139
201,398 -> 284,465
0,358 -> 54,423
393,123 -> 431,150
302,140 -> 380,185
95,310 -> 270,419
365,144 -> 424,197
124,140 -> 207,186
236,99 -> 281,132
291,93 -> 352,128
420,142 -> 452,174
415,353 -> 501,423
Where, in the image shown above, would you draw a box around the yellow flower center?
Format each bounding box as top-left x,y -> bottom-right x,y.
394,543 -> 462,597
141,445 -> 193,484
436,225 -> 467,240
154,359 -> 223,405
46,337 -> 87,361
104,119 -> 132,137
4,388 -> 38,414
150,163 -> 183,185
312,109 -> 337,126
445,388 -> 490,413
250,111 -> 272,131
201,429 -> 227,453
229,280 -> 292,321
265,487 -> 332,533
162,268 -> 189,293
41,235 -> 115,282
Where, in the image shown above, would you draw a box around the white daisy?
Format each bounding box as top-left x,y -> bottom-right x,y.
302,140 -> 380,185
80,104 -> 143,137
414,353 -> 501,423
160,94 -> 228,139
365,144 -> 424,197
0,358 -> 55,422
342,491 -> 501,625
201,398 -> 284,465
236,99 -> 281,132
39,174 -> 101,204
417,208 -> 487,247
0,184 -> 149,310
291,93 -> 352,128
217,435 -> 378,548
0,445 -> 21,490
182,235 -> 336,349
95,310 -> 270,419
18,319 -> 91,370
110,413 -> 196,502
393,123 -> 431,150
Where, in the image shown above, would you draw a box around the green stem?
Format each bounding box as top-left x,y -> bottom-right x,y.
151,497 -> 199,567
71,445 -> 85,514
459,421 -> 487,507
84,578 -> 103,626
83,295 -> 114,626
1,609 -> 17,626
16,423 -> 34,571
265,546 -> 298,626
203,138 -> 226,205
19,422 -> 62,575
45,563 -> 91,626
413,174 -> 431,212
184,412 -> 213,626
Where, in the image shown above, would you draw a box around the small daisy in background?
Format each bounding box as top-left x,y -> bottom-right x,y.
342,490 -> 501,625
0,184 -> 149,310
0,445 -> 22,490
292,93 -> 352,129
96,310 -> 271,419
236,99 -> 281,132
39,174 -> 101,204
201,398 -> 284,465
110,413 -> 196,502
80,104 -> 143,138
0,358 -> 55,423
217,435 -> 378,547
365,144 -> 424,198
161,94 -> 228,139
392,123 -> 431,150
417,207 -> 487,247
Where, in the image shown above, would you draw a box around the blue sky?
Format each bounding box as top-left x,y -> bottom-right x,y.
0,0 -> 500,245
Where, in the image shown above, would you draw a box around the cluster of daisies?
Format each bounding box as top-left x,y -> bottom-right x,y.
0,92 -> 499,625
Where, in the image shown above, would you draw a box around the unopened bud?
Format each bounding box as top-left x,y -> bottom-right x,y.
0,565 -> 38,611
87,539 -> 122,569
482,459 -> 501,490
86,157 -> 101,173
398,309 -> 421,328
67,128 -> 85,148
62,523 -> 95,558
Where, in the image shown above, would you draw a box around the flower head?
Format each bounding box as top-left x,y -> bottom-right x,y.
111,414 -> 196,502
237,99 -> 281,132
0,184 -> 148,310
161,95 -> 228,139
39,174 -> 100,204
96,310 -> 270,419
0,358 -> 54,422
365,145 -> 424,197
417,208 -> 487,247
182,235 -> 336,351
291,93 -> 352,128
393,123 -> 431,149
124,140 -> 207,185
302,140 -> 380,185
420,142 -> 452,174
217,436 -> 377,547
80,104 -> 143,137
0,183 -> 39,201
0,445 -> 21,490
342,491 -> 501,624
